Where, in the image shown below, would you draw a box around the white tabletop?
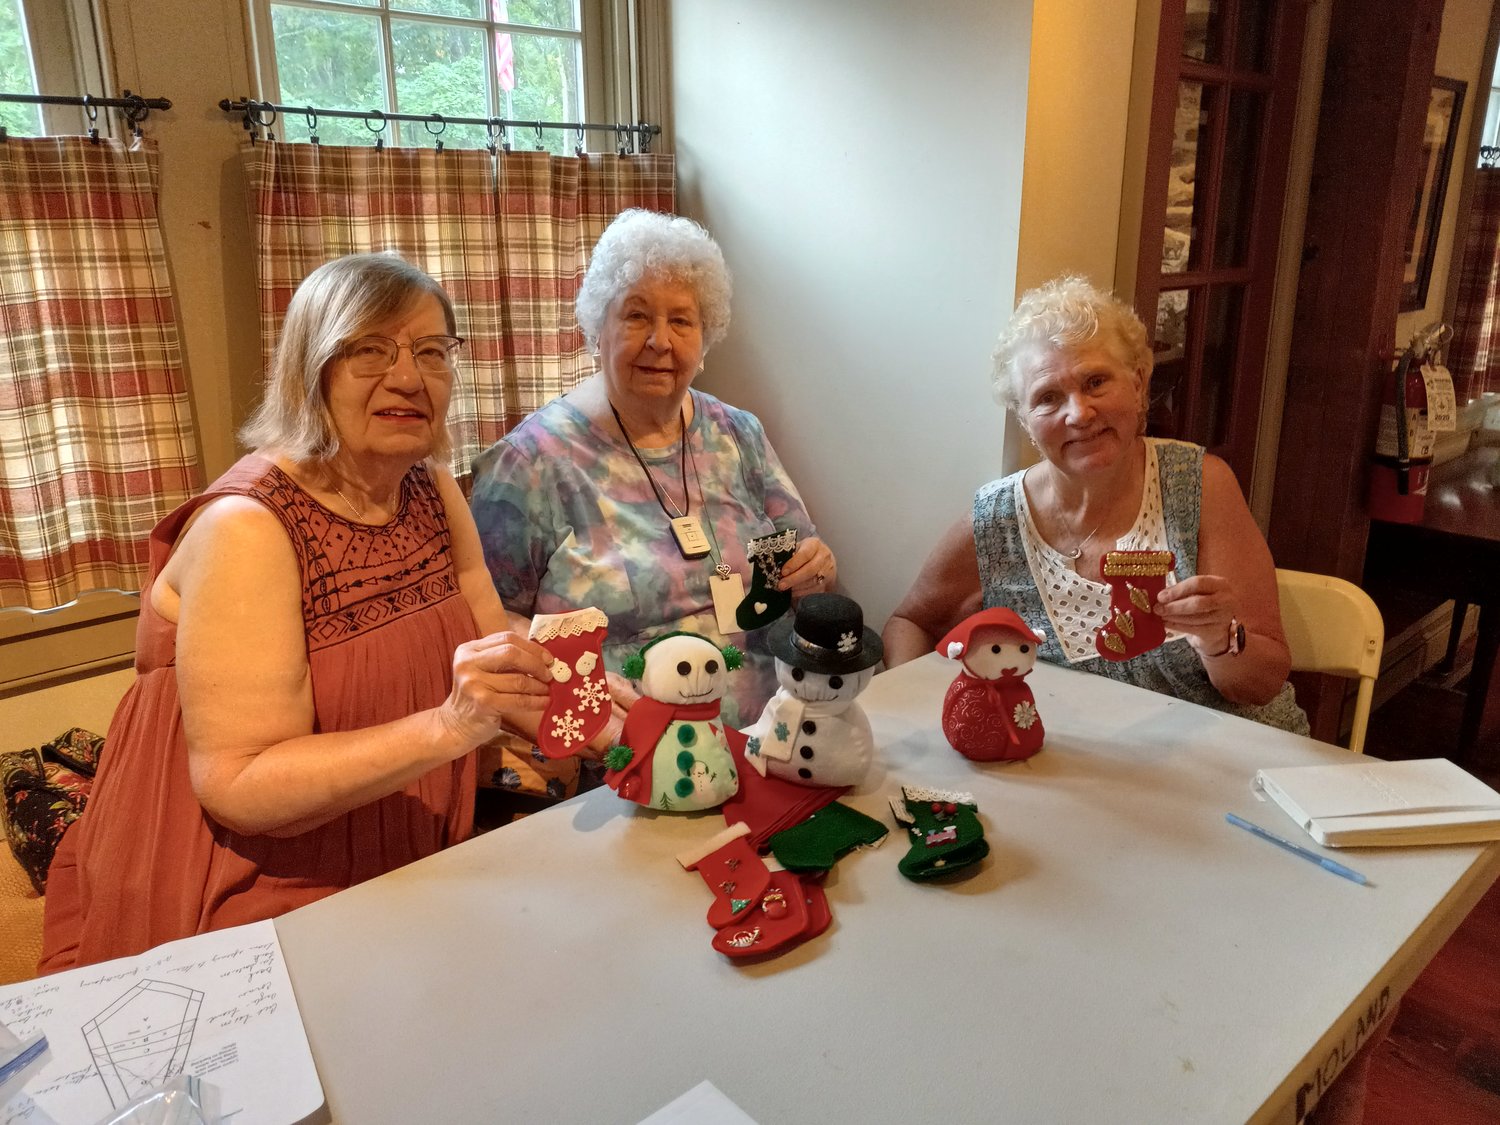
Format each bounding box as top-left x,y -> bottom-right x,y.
275,655 -> 1500,1124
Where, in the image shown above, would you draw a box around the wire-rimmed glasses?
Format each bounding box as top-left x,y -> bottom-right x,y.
342,335 -> 465,377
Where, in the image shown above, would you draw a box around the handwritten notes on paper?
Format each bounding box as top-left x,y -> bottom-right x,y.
0,920 -> 322,1125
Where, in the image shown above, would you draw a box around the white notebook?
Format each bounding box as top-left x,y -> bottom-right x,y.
1253,757 -> 1500,847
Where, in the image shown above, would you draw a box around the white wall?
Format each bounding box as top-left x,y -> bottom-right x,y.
668,1 -> 1033,627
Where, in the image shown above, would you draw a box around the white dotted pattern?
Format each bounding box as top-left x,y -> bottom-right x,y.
1018,442 -> 1178,663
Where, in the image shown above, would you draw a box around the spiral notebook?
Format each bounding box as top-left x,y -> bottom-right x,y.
1253,757 -> 1500,847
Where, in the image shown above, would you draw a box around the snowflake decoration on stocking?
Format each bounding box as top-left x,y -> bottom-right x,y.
572,677 -> 610,715
550,708 -> 585,747
1013,700 -> 1038,730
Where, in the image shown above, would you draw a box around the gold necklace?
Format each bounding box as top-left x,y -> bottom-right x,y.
332,483 -> 364,521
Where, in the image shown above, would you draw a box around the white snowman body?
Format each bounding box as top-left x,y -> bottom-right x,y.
744,661 -> 876,788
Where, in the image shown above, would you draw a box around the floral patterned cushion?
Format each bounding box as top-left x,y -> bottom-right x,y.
1,729 -> 103,895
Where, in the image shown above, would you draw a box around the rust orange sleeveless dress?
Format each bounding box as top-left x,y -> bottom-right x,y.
39,456 -> 478,972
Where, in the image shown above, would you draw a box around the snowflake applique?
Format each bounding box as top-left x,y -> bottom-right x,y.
774,721 -> 790,742
746,736 -> 762,757
572,676 -> 610,715
1013,700 -> 1038,730
838,631 -> 858,654
551,709 -> 584,746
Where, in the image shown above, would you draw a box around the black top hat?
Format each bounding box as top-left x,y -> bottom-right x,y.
766,593 -> 884,675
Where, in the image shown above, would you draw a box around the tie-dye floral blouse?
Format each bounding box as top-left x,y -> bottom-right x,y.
471,388 -> 818,745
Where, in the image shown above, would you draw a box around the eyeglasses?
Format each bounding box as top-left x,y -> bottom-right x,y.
342,335 -> 465,376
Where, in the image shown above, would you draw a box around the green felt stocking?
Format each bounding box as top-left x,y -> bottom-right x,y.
891,786 -> 989,881
736,529 -> 798,631
768,801 -> 889,873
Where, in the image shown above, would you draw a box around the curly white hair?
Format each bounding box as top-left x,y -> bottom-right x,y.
575,209 -> 733,351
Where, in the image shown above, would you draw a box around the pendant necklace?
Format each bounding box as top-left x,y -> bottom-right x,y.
1063,515 -> 1107,561
610,399 -> 713,560
332,483 -> 364,521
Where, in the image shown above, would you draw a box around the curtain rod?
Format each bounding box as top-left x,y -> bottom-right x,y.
219,98 -> 659,153
0,90 -> 171,141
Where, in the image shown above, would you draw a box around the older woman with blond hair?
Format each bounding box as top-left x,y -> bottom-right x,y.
470,209 -> 837,802
884,275 -> 1307,732
41,254 -> 557,971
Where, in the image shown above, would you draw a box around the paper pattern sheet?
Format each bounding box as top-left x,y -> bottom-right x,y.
0,920 -> 322,1125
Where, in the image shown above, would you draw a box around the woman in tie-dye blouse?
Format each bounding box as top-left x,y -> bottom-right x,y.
470,209 -> 838,803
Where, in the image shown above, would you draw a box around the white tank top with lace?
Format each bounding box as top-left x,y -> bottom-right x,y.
1015,440 -> 1181,663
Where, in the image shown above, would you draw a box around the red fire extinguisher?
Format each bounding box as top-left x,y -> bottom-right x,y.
1367,347 -> 1431,523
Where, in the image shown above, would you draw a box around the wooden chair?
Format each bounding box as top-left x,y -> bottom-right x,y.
1276,569 -> 1385,754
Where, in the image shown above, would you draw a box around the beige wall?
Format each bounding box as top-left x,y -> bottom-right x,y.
668,0 -> 1034,627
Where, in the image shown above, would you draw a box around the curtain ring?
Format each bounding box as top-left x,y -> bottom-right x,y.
249,100 -> 277,143
533,121 -> 545,151
82,94 -> 100,144
485,117 -> 503,155
121,90 -> 149,139
615,125 -> 629,157
365,109 -> 387,151
425,113 -> 446,153
574,124 -> 586,157
638,121 -> 653,154
305,108 -> 319,145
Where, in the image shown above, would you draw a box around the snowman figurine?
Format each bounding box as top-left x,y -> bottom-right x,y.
743,593 -> 884,788
604,632 -> 745,811
936,607 -> 1046,762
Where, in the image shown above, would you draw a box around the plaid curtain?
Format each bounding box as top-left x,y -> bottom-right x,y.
0,138 -> 203,611
239,143 -> 675,473
1448,168 -> 1500,402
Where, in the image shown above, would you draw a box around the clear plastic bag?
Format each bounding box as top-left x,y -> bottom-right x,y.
0,1018 -> 51,1108
90,1075 -> 222,1125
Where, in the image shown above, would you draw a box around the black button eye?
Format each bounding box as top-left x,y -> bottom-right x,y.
677,661 -> 692,675
991,644 -> 1001,654
705,659 -> 719,675
829,676 -> 843,689
791,668 -> 804,680
1020,644 -> 1030,654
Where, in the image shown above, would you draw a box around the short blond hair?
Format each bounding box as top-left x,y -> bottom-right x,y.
239,254 -> 458,462
991,276 -> 1153,413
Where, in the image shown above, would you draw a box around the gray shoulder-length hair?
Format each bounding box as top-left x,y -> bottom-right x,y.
239,253 -> 458,462
991,275 -> 1154,415
574,209 -> 732,352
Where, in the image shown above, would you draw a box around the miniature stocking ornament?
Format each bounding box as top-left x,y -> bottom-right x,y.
1094,550 -> 1174,663
529,608 -> 612,758
711,865 -> 813,959
677,823 -> 772,929
768,801 -> 889,873
736,528 -> 798,631
891,786 -> 989,881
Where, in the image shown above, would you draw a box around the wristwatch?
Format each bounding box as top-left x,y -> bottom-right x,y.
1226,617 -> 1246,657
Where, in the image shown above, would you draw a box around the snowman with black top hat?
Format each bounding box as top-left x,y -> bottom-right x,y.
742,593 -> 884,788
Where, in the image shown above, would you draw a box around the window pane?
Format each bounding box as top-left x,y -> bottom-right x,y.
1231,0 -> 1272,73
273,3 -> 389,146
394,0 -> 485,17
0,0 -> 42,136
1151,289 -> 1191,434
494,0 -> 579,33
1196,286 -> 1243,446
1183,0 -> 1221,64
1212,90 -> 1264,268
498,30 -> 582,155
1163,82 -> 1214,274
392,18 -> 489,148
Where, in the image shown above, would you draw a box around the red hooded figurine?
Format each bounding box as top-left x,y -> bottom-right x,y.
936,608 -> 1046,762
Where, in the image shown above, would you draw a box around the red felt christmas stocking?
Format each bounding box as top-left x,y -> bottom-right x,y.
711,865 -> 813,959
529,608 -> 612,758
677,823 -> 772,929
1094,550 -> 1174,663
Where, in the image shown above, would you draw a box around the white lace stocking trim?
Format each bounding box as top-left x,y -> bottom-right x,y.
1018,441 -> 1178,663
745,527 -> 797,563
529,607 -> 609,644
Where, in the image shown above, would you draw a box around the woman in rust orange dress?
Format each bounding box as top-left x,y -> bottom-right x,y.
41,255 -> 558,971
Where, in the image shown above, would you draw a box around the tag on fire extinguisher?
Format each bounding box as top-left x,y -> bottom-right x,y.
1420,364 -> 1457,432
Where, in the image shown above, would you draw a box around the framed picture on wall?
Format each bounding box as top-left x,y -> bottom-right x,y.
1401,76 -> 1467,312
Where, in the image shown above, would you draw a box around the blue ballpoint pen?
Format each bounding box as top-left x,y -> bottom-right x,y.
1225,812 -> 1368,885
